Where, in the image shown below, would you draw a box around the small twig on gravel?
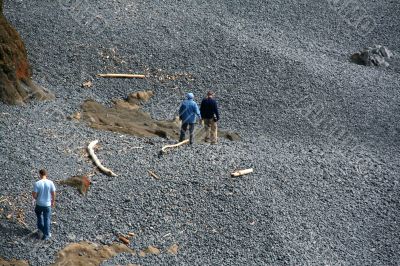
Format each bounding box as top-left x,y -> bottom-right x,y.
148,170 -> 161,180
162,233 -> 171,238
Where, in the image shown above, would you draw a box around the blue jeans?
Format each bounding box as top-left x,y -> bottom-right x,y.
179,123 -> 195,144
35,205 -> 51,238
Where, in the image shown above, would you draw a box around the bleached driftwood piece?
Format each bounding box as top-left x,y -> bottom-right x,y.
231,168 -> 253,177
97,73 -> 145,79
148,170 -> 161,180
161,139 -> 189,154
127,232 -> 136,237
87,140 -> 118,177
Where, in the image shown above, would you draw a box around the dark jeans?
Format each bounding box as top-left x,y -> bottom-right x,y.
179,123 -> 195,144
35,205 -> 51,237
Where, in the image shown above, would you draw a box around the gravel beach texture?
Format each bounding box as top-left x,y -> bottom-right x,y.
1,0 -> 399,265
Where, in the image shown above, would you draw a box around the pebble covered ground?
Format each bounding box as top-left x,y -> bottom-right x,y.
0,0 -> 399,265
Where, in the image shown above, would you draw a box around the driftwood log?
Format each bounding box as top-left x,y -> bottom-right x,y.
161,139 -> 189,154
97,73 -> 145,79
87,140 -> 118,177
231,168 -> 253,177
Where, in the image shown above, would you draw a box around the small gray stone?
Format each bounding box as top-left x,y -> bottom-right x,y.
379,46 -> 393,58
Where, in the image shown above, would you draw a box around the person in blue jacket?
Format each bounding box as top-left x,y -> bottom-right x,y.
179,92 -> 201,144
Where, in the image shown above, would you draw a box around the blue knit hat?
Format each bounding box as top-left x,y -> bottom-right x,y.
186,92 -> 194,99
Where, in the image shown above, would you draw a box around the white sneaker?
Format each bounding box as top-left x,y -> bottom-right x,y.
42,233 -> 51,241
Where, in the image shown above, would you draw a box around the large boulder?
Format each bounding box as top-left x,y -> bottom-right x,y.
0,0 -> 53,104
351,45 -> 393,67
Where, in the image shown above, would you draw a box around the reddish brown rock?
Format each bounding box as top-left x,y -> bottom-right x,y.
0,0 -> 53,104
59,175 -> 91,195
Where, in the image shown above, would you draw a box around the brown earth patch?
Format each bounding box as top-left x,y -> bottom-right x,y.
52,241 -> 135,266
166,243 -> 179,255
81,91 -> 240,142
0,258 -> 29,266
138,245 -> 161,257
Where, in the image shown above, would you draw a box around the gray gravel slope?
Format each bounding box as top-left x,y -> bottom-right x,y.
1,0 -> 399,265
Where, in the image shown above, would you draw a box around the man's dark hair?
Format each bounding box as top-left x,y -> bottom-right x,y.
39,169 -> 47,176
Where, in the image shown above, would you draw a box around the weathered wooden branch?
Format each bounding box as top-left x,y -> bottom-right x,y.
161,139 -> 189,154
97,73 -> 146,79
87,140 -> 118,177
231,168 -> 253,177
148,170 -> 160,180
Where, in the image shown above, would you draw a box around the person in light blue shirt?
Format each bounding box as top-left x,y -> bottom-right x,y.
179,92 -> 201,144
32,169 -> 56,240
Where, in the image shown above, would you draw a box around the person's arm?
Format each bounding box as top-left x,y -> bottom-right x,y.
32,183 -> 38,200
195,103 -> 201,120
200,99 -> 205,117
214,101 -> 220,121
51,191 -> 56,208
178,104 -> 184,120
51,182 -> 56,208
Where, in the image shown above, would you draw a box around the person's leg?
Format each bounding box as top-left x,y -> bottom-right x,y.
35,205 -> 44,233
179,123 -> 188,142
42,206 -> 51,239
211,120 -> 218,143
204,119 -> 211,141
189,123 -> 195,144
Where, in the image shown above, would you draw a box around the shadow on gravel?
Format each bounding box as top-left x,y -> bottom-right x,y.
80,91 -> 240,142
0,221 -> 30,265
0,220 -> 31,239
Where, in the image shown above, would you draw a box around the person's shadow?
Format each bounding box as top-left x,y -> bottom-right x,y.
0,220 -> 35,242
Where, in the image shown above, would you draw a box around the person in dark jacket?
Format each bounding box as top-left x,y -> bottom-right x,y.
179,92 -> 201,144
200,91 -> 219,144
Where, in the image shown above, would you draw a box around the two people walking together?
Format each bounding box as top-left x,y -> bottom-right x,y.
179,91 -> 219,145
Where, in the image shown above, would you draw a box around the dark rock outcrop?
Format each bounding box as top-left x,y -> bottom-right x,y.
351,45 -> 393,67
